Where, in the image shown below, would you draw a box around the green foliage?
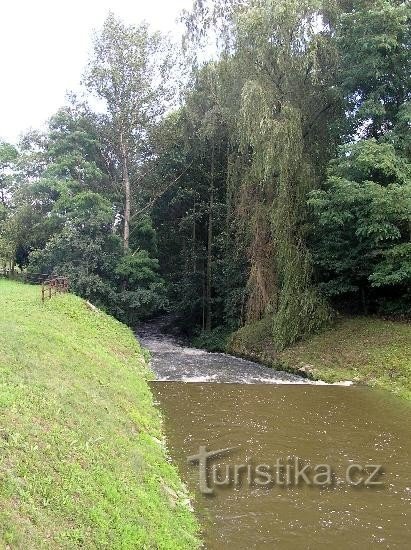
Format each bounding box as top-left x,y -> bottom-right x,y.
2,102 -> 169,324
0,141 -> 18,202
272,252 -> 334,349
28,191 -> 120,309
151,74 -> 246,333
44,107 -> 109,190
222,0 -> 338,348
370,243 -> 411,288
115,251 -> 169,323
129,215 -> 158,257
337,0 -> 411,138
27,192 -> 168,323
0,141 -> 19,267
392,101 -> 411,159
330,139 -> 411,185
192,326 -> 231,352
84,13 -> 175,250
3,0 -> 410,352
0,141 -> 18,193
116,251 -> 161,287
309,139 -> 411,313
56,191 -> 115,234
0,280 -> 200,547
158,0 -> 411,345
305,0 -> 411,316
0,141 -> 18,165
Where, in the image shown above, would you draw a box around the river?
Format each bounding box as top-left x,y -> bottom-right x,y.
138,320 -> 411,549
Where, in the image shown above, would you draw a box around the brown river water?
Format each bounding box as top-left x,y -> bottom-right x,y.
139,321 -> 411,549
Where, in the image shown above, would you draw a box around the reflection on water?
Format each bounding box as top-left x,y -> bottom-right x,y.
151,383 -> 411,549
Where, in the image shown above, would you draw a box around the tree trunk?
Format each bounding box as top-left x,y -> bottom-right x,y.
206,148 -> 214,333
202,262 -> 206,333
120,133 -> 130,252
192,197 -> 196,274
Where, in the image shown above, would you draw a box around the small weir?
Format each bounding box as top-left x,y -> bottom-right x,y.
138,319 -> 331,385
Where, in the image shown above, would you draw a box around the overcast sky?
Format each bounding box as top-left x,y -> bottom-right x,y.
0,0 -> 193,144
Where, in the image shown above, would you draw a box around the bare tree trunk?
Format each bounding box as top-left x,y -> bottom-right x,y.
206,147 -> 214,333
192,198 -> 196,274
120,133 -> 130,252
202,261 -> 206,333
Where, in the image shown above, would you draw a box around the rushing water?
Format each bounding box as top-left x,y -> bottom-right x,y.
138,319 -> 334,384
138,321 -> 411,549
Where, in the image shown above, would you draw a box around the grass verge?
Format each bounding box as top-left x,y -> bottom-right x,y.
0,280 -> 200,549
228,315 -> 411,400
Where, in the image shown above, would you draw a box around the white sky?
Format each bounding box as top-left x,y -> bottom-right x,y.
0,0 -> 193,144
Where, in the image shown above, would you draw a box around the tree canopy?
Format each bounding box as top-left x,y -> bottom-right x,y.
1,0 -> 410,342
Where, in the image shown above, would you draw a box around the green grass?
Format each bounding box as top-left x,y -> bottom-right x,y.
0,280 -> 200,549
228,315 -> 411,400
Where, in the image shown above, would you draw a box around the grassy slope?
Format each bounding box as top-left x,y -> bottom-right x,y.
0,280 -> 199,549
228,316 -> 411,400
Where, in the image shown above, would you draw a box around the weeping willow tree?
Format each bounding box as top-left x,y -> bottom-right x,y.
185,0 -> 342,349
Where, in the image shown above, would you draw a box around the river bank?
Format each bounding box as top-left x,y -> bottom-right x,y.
0,280 -> 200,548
227,316 -> 411,400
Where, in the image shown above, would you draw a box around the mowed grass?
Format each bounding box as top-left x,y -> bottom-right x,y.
228,316 -> 411,400
0,280 -> 200,549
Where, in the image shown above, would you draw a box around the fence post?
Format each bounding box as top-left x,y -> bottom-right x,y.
40,276 -> 69,302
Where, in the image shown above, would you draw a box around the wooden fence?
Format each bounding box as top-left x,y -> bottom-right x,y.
41,277 -> 70,302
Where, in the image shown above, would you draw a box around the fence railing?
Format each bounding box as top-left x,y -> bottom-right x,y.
41,277 -> 70,302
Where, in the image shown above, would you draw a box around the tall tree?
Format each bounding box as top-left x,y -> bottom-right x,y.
184,0 -> 342,348
0,141 -> 18,206
84,13 -> 174,250
308,0 -> 411,314
309,140 -> 411,314
150,65 -> 245,334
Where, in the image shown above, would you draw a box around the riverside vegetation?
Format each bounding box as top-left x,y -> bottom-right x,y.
1,1 -> 409,346
0,280 -> 200,548
0,1 -> 410,546
1,2 -> 409,362
0,0 -> 410,539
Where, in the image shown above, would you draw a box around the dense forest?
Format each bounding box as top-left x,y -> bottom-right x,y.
1,0 -> 410,350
